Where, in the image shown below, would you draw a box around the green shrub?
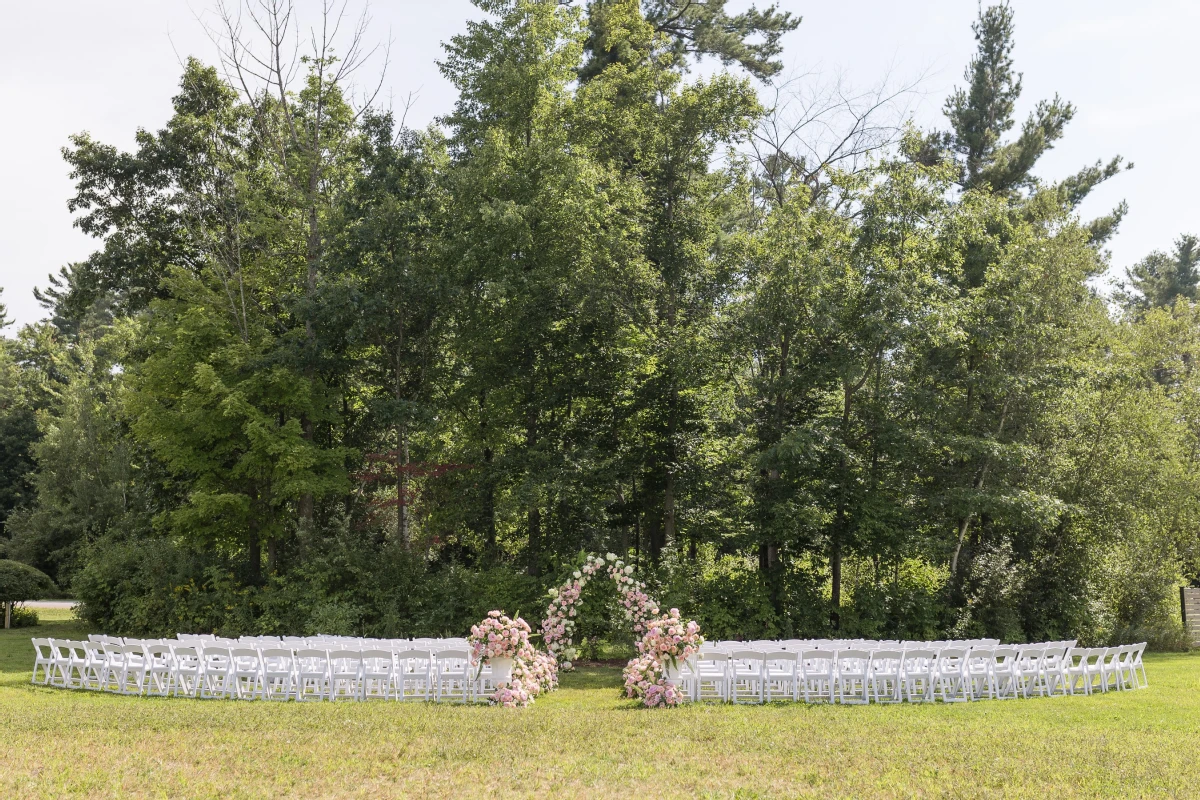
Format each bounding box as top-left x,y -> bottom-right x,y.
9,605 -> 39,628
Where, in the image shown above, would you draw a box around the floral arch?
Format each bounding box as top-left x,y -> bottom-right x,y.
541,553 -> 659,668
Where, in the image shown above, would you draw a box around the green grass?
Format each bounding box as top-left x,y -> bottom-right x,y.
23,605 -> 79,623
3,622 -> 1198,799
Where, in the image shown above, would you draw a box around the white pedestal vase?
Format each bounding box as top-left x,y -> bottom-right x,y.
490,657 -> 514,686
663,661 -> 689,701
663,662 -> 681,685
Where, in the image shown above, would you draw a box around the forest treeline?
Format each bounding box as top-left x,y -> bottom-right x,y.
1,0 -> 1197,647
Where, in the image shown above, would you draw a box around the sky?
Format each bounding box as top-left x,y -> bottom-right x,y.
2,0 -> 1198,331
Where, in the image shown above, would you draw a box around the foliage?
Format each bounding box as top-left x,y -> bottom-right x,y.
0,2 -> 1192,652
0,560 -> 57,603
7,606 -> 39,628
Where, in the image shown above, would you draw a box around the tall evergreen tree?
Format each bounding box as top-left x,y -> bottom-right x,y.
1120,234 -> 1200,313
941,3 -> 1128,244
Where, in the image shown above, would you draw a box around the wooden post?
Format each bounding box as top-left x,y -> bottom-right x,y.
1183,587 -> 1200,648
4,601 -> 10,630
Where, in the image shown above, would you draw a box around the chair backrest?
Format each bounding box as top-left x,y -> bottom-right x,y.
1016,646 -> 1044,664
202,646 -> 231,667
730,649 -> 765,663
838,649 -> 869,669
145,644 -> 173,664
173,646 -> 200,666
901,649 -> 935,671
360,649 -> 394,671
330,650 -> 363,670
966,647 -> 993,666
259,647 -> 294,665
800,650 -> 835,671
435,649 -> 469,672
763,651 -> 797,669
230,647 -> 260,667
869,650 -> 902,671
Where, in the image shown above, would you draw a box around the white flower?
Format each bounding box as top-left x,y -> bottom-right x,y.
606,552 -> 617,561
547,588 -> 559,598
573,570 -> 582,579
624,565 -> 634,575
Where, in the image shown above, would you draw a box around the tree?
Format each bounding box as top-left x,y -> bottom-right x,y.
579,0 -> 799,81
1119,235 -> 1200,313
941,2 -> 1128,243
0,292 -> 40,542
0,559 -> 57,628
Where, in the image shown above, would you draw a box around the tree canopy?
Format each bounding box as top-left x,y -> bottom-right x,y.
0,1 -> 1193,648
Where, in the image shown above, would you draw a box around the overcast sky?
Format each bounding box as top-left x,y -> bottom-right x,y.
2,0 -> 1197,331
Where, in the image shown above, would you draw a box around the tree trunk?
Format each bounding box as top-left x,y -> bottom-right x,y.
4,601 -> 10,630
525,404 -> 540,576
248,523 -> 262,586
397,424 -> 410,550
527,506 -> 542,577
267,537 -> 278,575
482,447 -> 496,554
830,535 -> 842,631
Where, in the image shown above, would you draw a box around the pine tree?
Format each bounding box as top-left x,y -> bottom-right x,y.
1121,235 -> 1200,312
942,3 -> 1128,243
579,0 -> 799,81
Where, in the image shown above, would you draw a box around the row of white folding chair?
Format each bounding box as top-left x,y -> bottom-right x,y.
677,643 -> 1145,704
702,638 -> 1005,653
38,639 -> 485,702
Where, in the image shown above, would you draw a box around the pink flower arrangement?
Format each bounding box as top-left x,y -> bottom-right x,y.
622,608 -> 704,708
542,553 -> 661,669
468,611 -> 559,708
468,610 -> 530,662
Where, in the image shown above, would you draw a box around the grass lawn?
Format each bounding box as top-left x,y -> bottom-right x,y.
3,620 -> 1199,798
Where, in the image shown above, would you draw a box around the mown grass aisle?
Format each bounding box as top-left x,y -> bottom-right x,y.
3,620 -> 1199,798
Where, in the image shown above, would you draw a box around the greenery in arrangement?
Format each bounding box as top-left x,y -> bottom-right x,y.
2,621 -> 1200,796
0,0 -> 1197,651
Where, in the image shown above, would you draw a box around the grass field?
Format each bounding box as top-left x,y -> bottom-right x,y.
3,619 -> 1198,799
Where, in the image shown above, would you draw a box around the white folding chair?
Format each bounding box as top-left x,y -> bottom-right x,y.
31,638 -> 55,685
171,646 -> 202,698
1129,643 -> 1148,688
361,649 -> 395,700
329,650 -> 364,701
1014,646 -> 1045,698
901,649 -> 936,702
1040,646 -> 1068,697
143,644 -> 175,696
230,648 -> 263,700
47,639 -> 74,688
835,649 -> 870,704
260,648 -> 296,701
395,650 -> 433,701
116,644 -> 149,695
989,646 -> 1019,699
867,650 -> 902,703
763,651 -> 798,702
799,650 -> 836,703
296,649 -> 331,701
964,647 -> 994,700
434,649 -> 472,703
695,652 -> 731,702
729,650 -> 765,704
199,646 -> 234,699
